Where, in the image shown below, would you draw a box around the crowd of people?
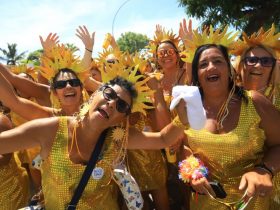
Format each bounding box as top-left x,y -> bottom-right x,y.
0,20 -> 279,210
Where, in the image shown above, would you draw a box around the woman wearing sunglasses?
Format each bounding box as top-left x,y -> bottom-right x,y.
233,25 -> 280,210
149,25 -> 191,209
0,74 -> 186,209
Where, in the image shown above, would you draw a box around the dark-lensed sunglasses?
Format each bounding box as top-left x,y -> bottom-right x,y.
157,48 -> 176,58
53,78 -> 81,89
244,56 -> 276,67
102,86 -> 131,115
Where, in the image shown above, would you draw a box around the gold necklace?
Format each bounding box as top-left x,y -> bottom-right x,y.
69,122 -> 87,162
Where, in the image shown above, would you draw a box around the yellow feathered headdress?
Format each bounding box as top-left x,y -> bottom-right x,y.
101,60 -> 154,115
10,64 -> 38,81
181,25 -> 239,63
147,27 -> 180,55
231,24 -> 280,57
37,44 -> 89,83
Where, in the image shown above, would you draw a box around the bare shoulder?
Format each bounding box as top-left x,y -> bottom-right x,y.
251,90 -> 277,116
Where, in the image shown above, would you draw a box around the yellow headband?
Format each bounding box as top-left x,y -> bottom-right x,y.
181,25 -> 239,63
37,44 -> 89,82
231,24 -> 280,57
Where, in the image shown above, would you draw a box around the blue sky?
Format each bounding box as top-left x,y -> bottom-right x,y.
0,0 -> 200,57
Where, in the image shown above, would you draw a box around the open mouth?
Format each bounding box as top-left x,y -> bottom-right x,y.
64,92 -> 76,98
97,107 -> 109,119
207,74 -> 220,82
250,71 -> 262,76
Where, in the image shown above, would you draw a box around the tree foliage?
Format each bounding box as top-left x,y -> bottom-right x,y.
117,32 -> 149,54
0,43 -> 26,65
178,0 -> 280,34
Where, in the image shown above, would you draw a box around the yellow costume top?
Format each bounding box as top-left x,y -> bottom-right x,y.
0,153 -> 30,209
41,117 -> 119,210
186,94 -> 269,210
127,114 -> 167,191
266,85 -> 280,210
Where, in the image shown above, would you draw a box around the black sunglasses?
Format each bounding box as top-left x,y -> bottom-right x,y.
244,56 -> 276,67
53,78 -> 81,89
102,86 -> 131,115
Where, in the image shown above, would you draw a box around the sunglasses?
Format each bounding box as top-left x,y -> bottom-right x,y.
53,78 -> 81,89
244,56 -> 276,67
102,86 -> 131,115
157,48 -> 176,58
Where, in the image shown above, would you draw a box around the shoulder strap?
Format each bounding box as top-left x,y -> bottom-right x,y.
66,129 -> 108,210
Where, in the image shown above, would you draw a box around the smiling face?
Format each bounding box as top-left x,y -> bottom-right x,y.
197,47 -> 230,95
90,84 -> 132,127
53,71 -> 82,108
241,47 -> 275,91
157,42 -> 178,70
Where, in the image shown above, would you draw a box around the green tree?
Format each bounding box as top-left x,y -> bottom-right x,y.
0,43 -> 26,65
178,0 -> 280,34
117,32 -> 149,54
21,49 -> 43,66
65,43 -> 79,53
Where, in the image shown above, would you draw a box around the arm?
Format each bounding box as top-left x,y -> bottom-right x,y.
127,119 -> 186,150
0,64 -> 51,106
238,91 -> 280,197
0,72 -> 54,120
146,76 -> 171,131
0,114 -> 13,165
0,117 -> 59,158
76,25 -> 95,69
83,76 -> 102,93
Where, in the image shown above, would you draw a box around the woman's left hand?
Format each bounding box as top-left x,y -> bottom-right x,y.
76,25 -> 95,51
239,168 -> 273,198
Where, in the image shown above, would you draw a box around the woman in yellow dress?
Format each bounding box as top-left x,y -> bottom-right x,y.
0,112 -> 30,209
0,60 -> 186,209
178,44 -> 280,210
232,24 -> 280,210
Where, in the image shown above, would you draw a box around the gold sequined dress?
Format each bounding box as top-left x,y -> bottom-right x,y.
41,117 -> 119,210
186,94 -> 269,210
266,85 -> 280,210
0,153 -> 30,209
127,115 -> 167,191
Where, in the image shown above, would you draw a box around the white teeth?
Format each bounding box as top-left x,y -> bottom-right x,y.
65,93 -> 75,97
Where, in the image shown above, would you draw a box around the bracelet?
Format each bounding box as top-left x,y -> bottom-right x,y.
178,155 -> 208,183
85,48 -> 93,53
255,163 -> 274,178
172,116 -> 189,129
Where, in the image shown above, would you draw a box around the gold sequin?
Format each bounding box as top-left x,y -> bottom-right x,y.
41,117 -> 120,210
186,94 -> 269,210
0,153 -> 30,209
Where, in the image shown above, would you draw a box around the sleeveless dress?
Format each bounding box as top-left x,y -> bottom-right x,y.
127,115 -> 167,191
41,117 -> 119,210
266,85 -> 280,210
186,93 -> 269,210
0,153 -> 30,209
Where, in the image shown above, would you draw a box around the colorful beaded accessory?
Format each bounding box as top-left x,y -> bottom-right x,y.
178,155 -> 208,183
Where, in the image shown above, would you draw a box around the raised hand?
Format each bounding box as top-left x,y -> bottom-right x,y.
155,24 -> 164,36
39,33 -> 59,55
76,25 -> 95,52
179,18 -> 193,43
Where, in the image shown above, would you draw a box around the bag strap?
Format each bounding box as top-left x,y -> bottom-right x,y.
66,129 -> 108,210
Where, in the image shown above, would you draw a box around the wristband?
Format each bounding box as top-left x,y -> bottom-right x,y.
85,48 -> 93,53
255,163 -> 274,178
